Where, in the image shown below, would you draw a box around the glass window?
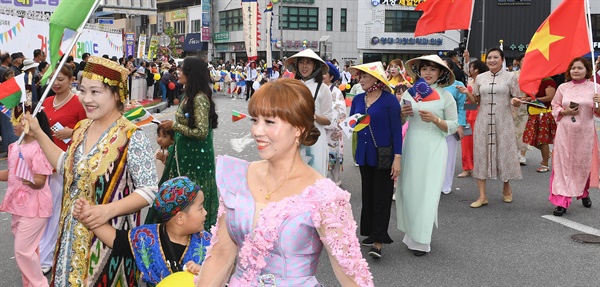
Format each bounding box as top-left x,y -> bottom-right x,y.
385,10 -> 422,33
280,7 -> 318,31
219,9 -> 243,32
191,20 -> 201,33
174,20 -> 185,34
327,8 -> 332,31
340,8 -> 346,32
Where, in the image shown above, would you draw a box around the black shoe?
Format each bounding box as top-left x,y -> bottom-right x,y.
361,238 -> 374,247
413,250 -> 427,257
582,196 -> 592,208
368,246 -> 382,259
553,206 -> 567,216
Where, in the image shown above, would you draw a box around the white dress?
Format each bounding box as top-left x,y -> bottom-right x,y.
301,78 -> 334,176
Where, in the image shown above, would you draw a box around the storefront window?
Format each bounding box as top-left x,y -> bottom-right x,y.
191,20 -> 201,33
219,9 -> 243,32
174,20 -> 186,34
385,10 -> 421,33
281,7 -> 319,31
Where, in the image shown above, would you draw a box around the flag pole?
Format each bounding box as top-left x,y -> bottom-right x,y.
18,0 -> 100,144
585,0 -> 598,108
465,0 -> 475,50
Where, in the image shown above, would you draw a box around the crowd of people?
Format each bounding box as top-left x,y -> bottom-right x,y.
0,43 -> 599,286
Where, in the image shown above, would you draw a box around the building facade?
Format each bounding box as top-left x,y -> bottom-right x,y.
211,0 -> 358,64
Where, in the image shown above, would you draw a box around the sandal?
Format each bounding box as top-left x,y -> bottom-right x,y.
536,165 -> 550,173
457,170 -> 472,178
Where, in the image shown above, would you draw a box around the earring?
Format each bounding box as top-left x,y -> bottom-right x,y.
295,138 -> 300,146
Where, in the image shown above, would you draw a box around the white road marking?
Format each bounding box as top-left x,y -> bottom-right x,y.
542,215 -> 600,236
231,133 -> 254,153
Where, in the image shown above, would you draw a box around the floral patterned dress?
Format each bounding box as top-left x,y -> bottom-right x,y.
325,84 -> 347,183
203,155 -> 374,286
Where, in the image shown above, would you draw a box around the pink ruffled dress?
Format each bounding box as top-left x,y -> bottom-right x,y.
206,155 -> 374,287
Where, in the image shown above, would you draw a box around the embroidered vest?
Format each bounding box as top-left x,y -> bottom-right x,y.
130,224 -> 211,285
53,117 -> 140,286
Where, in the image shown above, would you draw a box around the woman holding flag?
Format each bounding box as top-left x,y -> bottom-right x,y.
147,57 -> 219,231
24,56 -> 158,286
349,61 -> 402,259
397,55 -> 458,256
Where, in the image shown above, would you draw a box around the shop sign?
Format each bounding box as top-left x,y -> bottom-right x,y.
171,9 -> 187,20
173,33 -> 185,49
508,43 -> 529,51
370,0 -> 423,7
283,40 -> 318,49
213,31 -> 230,43
371,36 -> 443,46
201,27 -> 211,41
497,0 -> 531,6
282,0 -> 315,3
231,43 -> 246,51
202,12 -> 210,27
215,44 -> 228,51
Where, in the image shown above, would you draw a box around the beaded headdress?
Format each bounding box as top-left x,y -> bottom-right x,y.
81,56 -> 130,103
153,176 -> 201,221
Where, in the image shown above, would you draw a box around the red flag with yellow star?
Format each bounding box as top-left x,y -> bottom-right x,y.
519,0 -> 589,98
414,0 -> 473,37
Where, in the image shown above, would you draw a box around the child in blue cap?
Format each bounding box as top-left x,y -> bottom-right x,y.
73,176 -> 211,285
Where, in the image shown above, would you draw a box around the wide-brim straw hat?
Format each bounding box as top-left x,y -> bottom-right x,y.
348,61 -> 393,92
284,49 -> 328,76
405,55 -> 455,87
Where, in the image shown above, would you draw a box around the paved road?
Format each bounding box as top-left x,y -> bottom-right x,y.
0,93 -> 599,286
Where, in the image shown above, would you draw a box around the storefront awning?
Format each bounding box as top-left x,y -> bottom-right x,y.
183,33 -> 208,52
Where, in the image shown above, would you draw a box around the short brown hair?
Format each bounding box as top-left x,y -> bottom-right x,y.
248,78 -> 320,146
565,57 -> 592,81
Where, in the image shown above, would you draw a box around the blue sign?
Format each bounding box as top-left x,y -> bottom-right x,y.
98,19 -> 114,25
371,36 -> 443,46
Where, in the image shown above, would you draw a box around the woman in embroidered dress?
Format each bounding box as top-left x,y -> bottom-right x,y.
349,62 -> 402,259
38,65 -> 87,275
397,55 -> 459,256
470,48 -> 522,208
24,56 -> 158,286
549,57 -> 600,216
146,57 -> 219,232
196,78 -> 373,287
323,61 -> 346,186
285,49 -> 334,177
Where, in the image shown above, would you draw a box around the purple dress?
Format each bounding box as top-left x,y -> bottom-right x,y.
205,155 -> 373,287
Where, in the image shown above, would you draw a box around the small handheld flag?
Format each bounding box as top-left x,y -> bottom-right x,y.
408,78 -> 440,102
353,114 -> 370,132
232,110 -> 248,122
16,149 -> 35,183
124,106 -> 158,127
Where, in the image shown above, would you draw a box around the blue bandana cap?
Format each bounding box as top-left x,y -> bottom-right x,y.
153,176 -> 201,221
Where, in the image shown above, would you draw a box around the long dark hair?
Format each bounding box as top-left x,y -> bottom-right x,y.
182,57 -> 218,129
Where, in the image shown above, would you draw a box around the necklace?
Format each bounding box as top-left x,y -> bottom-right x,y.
53,92 -> 73,109
265,162 -> 301,200
365,92 -> 381,108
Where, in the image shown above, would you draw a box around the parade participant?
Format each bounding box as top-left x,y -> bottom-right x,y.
387,59 -> 411,89
24,56 -> 158,286
398,55 -> 458,256
549,57 -> 600,216
245,61 -> 258,100
441,58 -> 466,195
457,60 -> 488,178
147,57 -> 219,232
234,66 -> 246,99
73,177 -> 211,285
285,49 -> 333,176
0,102 -> 54,287
515,60 -> 557,173
324,61 -> 346,186
349,61 -> 402,258
38,65 -> 87,275
470,48 -> 522,208
160,63 -> 171,102
196,79 -> 374,287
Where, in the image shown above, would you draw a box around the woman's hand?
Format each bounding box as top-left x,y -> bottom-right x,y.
418,110 -> 438,123
76,202 -> 115,230
510,98 -> 522,107
594,94 -> 600,107
456,126 -> 464,139
391,156 -> 401,180
562,105 -> 579,116
456,85 -> 469,95
159,120 -> 174,131
401,104 -> 414,118
22,114 -> 41,138
54,127 -> 73,140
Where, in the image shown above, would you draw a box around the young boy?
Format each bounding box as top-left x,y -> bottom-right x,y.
73,176 -> 211,285
155,124 -> 175,178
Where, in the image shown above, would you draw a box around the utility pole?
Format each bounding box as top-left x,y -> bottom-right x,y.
279,5 -> 284,58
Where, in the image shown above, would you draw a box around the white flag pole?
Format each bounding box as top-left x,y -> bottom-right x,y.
585,0 -> 598,108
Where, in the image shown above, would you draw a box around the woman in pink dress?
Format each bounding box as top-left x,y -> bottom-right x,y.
549,57 -> 600,216
196,79 -> 373,286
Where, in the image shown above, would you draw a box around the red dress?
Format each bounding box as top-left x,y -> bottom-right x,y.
42,95 -> 87,151
522,78 -> 557,146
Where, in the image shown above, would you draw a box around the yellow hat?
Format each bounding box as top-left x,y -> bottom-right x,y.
405,54 -> 455,87
82,56 -> 130,103
348,62 -> 393,92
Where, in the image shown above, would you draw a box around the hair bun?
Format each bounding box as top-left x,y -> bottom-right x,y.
301,123 -> 320,146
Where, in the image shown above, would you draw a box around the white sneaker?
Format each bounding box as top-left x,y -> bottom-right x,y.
519,155 -> 526,166
392,193 -> 396,200
442,190 -> 451,195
